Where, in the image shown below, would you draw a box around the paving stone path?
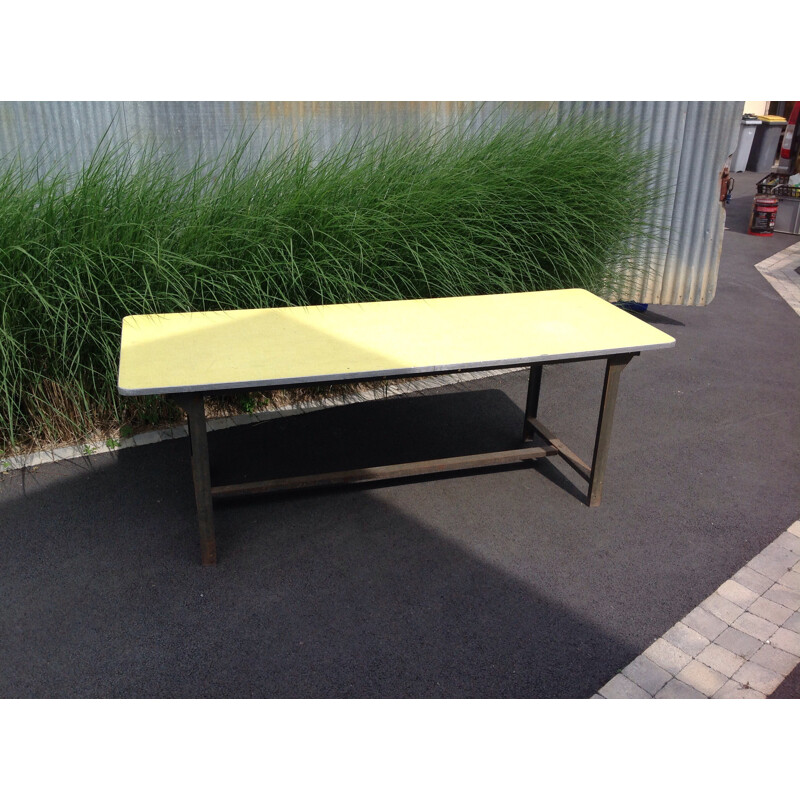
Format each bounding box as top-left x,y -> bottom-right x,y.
595,242 -> 800,699
595,520 -> 800,699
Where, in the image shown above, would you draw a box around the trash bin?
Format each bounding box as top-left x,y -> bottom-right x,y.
730,114 -> 761,172
746,115 -> 787,172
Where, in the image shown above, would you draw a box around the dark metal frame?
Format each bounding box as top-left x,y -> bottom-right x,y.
174,351 -> 638,565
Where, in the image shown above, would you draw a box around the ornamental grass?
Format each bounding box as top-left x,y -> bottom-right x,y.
0,111 -> 661,453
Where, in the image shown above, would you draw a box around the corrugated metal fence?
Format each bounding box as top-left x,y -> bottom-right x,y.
0,100 -> 742,305
557,101 -> 742,305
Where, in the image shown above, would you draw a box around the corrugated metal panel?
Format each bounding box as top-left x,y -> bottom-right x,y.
0,100 -> 741,305
0,101 -> 553,172
558,101 -> 742,304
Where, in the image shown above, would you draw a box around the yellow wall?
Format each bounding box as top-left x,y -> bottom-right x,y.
743,101 -> 769,116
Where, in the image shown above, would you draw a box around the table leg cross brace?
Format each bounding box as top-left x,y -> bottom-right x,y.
522,353 -> 636,507
179,352 -> 636,564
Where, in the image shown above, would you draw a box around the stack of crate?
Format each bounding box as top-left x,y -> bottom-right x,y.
757,174 -> 800,235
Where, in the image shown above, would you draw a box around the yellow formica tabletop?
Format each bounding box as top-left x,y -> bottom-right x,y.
118,289 -> 675,396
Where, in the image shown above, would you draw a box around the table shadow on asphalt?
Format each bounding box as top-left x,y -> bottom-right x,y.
0,385 -> 640,698
622,309 -> 685,327
769,661 -> 800,699
208,387 -> 588,504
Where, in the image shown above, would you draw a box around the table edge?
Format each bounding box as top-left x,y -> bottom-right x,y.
117,340 -> 674,396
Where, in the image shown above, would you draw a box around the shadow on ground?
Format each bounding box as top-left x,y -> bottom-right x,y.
1,387 -> 640,698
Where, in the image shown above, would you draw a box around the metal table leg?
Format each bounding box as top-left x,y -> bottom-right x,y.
522,363 -> 543,443
178,392 -> 217,565
588,353 -> 634,507
172,351 -> 636,563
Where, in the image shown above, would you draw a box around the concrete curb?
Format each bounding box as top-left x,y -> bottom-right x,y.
0,367 -> 524,474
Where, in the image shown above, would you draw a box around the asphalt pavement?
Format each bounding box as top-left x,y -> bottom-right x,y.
1,170 -> 798,698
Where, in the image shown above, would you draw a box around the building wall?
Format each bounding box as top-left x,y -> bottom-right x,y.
743,101 -> 768,116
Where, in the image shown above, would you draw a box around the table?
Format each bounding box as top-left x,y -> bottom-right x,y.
118,289 -> 675,564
